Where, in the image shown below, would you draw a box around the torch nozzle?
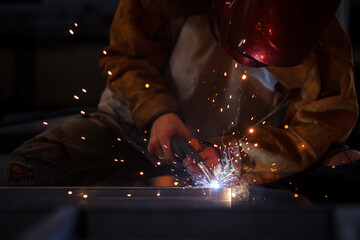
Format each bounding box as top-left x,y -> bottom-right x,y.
197,161 -> 217,183
171,136 -> 217,184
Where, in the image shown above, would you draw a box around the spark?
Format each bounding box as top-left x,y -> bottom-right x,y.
227,105 -> 230,109
145,83 -> 150,88
43,121 -> 48,126
139,171 -> 144,175
117,138 -> 122,141
249,128 -> 254,134
74,95 -> 79,100
107,70 -> 112,76
69,29 -> 74,35
74,22 -> 78,27
234,63 -> 238,68
254,143 -> 258,147
174,181 -> 179,186
114,159 -> 119,162
83,194 -> 88,199
301,144 -> 305,148
82,88 -> 87,93
81,136 -> 86,140
294,193 -> 299,198
284,125 -> 289,129
220,108 -> 223,112
80,110 -> 86,115
229,95 -> 233,99
103,50 -> 107,55
241,74 -> 247,80
196,129 -> 200,132
68,191 -> 73,195
157,192 -> 160,197
120,159 -> 125,163
332,165 -> 336,169
157,161 -> 161,165
127,194 -> 132,197
224,72 -> 227,77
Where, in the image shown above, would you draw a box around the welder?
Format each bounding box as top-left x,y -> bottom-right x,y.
1,0 -> 359,196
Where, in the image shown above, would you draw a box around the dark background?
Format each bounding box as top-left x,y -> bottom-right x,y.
0,0 -> 359,153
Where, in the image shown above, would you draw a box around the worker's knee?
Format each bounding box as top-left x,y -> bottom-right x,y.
0,154 -> 57,186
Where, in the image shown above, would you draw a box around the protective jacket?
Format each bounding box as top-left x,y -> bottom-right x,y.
99,0 -> 358,184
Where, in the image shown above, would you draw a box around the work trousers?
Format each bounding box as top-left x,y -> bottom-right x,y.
0,114 -> 171,186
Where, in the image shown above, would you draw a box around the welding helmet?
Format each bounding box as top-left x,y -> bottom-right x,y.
210,0 -> 341,67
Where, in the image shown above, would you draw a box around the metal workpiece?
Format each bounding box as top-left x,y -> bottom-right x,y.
0,187 -> 232,209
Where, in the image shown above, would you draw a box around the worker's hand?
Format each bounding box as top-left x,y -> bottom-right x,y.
183,139 -> 222,178
148,113 -> 191,165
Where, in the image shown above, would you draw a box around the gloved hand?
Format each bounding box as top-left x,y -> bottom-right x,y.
183,139 -> 222,181
148,113 -> 191,165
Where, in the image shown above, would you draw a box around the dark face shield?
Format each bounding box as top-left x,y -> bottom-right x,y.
210,0 -> 341,67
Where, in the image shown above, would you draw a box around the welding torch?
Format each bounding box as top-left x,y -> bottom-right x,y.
171,136 -> 217,184
125,125 -> 217,183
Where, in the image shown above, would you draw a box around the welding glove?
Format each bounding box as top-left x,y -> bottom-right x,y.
183,139 -> 223,183
148,113 -> 191,166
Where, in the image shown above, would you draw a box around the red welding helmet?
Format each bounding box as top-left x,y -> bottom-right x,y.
210,0 -> 341,67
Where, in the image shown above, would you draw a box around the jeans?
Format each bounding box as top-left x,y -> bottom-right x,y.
0,114 -> 170,186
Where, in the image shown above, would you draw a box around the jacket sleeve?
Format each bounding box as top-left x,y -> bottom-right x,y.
211,18 -> 359,184
99,0 -> 179,131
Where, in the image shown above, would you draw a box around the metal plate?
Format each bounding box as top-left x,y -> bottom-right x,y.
0,187 -> 232,209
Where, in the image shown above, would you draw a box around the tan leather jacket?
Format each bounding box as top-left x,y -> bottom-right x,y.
99,0 -> 358,184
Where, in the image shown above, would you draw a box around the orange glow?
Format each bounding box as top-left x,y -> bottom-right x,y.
284,125 -> 289,129
145,83 -> 150,88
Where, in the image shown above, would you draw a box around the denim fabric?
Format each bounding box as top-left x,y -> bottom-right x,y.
0,115 -> 169,186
